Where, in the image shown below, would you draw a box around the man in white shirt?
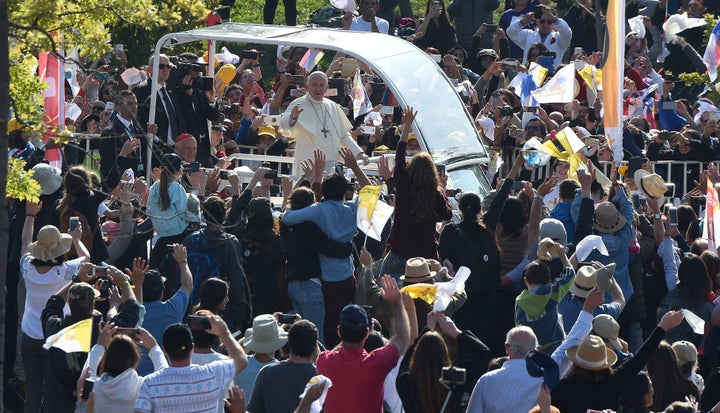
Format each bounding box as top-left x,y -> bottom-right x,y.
343,0 -> 390,34
280,71 -> 367,174
506,5 -> 571,72
134,316 -> 248,413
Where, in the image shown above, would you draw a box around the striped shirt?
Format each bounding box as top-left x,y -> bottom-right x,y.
134,359 -> 235,413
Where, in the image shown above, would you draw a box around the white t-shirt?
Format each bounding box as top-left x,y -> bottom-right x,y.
350,16 -> 390,34
135,359 -> 235,413
20,253 -> 83,339
191,352 -> 231,413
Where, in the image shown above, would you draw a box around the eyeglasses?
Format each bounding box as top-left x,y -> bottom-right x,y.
158,64 -> 171,70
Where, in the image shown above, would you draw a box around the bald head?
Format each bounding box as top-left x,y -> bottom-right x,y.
505,326 -> 538,358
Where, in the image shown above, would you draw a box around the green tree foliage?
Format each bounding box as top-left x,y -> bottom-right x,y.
6,158 -> 41,203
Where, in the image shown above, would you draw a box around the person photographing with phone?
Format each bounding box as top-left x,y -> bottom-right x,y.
280,71 -> 368,175
506,4 -> 571,72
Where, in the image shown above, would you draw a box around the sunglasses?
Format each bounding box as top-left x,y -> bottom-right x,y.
158,64 -> 171,70
526,125 -> 541,131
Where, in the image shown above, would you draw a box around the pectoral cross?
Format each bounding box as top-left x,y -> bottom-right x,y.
320,126 -> 329,139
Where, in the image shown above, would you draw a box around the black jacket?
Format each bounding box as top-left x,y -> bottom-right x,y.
99,117 -> 147,191
135,79 -> 185,146
280,222 -> 354,282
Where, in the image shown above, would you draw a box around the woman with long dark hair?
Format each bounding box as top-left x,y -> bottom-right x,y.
438,192 -> 501,351
240,197 -> 284,317
146,153 -> 192,268
57,165 -> 110,264
646,341 -> 698,411
658,254 -> 714,344
413,0 -> 458,54
617,372 -> 654,413
396,312 -> 489,413
381,107 -> 452,280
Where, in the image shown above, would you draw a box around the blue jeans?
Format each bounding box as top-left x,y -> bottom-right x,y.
288,279 -> 325,344
380,251 -> 407,286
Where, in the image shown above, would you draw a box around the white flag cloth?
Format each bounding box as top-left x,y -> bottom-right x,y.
575,235 -> 609,262
299,375 -> 333,413
433,266 -> 471,311
530,64 -> 576,104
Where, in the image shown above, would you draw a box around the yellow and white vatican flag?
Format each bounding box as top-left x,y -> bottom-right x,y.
43,318 -> 93,353
602,0 -> 625,164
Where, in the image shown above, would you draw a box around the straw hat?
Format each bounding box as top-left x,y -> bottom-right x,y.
592,314 -> 623,352
634,169 -> 668,206
400,257 -> 436,284
243,314 -> 288,354
593,202 -> 626,233
566,334 -> 617,371
29,225 -> 73,262
569,263 -> 616,298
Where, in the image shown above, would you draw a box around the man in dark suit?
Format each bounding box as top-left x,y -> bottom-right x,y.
135,53 -> 184,147
175,54 -> 223,168
99,90 -> 156,191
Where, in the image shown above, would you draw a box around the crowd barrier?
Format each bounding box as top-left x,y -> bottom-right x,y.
503,148 -> 707,197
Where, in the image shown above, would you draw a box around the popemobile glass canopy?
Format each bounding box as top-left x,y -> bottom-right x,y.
149,23 -> 491,195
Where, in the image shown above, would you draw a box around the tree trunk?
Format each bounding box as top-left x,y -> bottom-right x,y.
1,0 -> 11,410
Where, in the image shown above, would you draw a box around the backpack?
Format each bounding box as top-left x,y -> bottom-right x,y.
187,232 -> 222,305
310,6 -> 345,28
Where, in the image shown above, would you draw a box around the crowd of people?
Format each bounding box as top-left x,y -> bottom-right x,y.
9,0 -> 720,411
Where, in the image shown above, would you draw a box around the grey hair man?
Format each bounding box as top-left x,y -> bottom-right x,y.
466,287 -> 606,413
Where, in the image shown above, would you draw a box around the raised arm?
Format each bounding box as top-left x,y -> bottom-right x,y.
171,244 -> 193,296
207,314 -> 248,375
21,201 -> 42,256
381,275 -> 410,353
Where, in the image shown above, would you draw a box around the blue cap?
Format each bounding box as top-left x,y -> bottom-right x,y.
525,350 -> 560,390
339,304 -> 369,327
161,153 -> 183,174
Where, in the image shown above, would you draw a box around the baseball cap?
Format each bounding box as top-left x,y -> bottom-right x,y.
68,282 -> 100,303
339,304 -> 369,327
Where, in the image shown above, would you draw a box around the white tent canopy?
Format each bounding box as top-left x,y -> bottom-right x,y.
148,23 -> 490,194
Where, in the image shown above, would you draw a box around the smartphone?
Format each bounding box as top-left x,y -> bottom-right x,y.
165,244 -> 176,255
335,164 -> 344,175
669,207 -> 678,226
430,54 -> 442,63
440,366 -> 467,385
511,181 -> 524,192
632,193 -> 640,210
265,115 -> 281,126
94,265 -> 108,276
288,75 -> 304,85
81,379 -> 94,400
263,169 -> 278,179
69,216 -> 80,231
279,314 -> 297,324
534,5 -> 544,19
189,162 -> 200,173
187,315 -> 211,330
360,125 -> 375,134
115,327 -> 140,340
379,105 -> 394,115
98,278 -> 111,298
436,164 -> 446,176
524,106 -> 538,114
219,170 -> 231,180
485,24 -> 497,31
662,101 -> 678,111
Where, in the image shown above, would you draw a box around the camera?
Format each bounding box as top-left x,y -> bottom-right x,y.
115,327 -> 140,340
534,5 -> 544,18
174,58 -> 205,75
498,106 -> 514,117
440,366 -> 467,386
188,315 -> 211,330
242,50 -> 261,60
264,169 -> 278,179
